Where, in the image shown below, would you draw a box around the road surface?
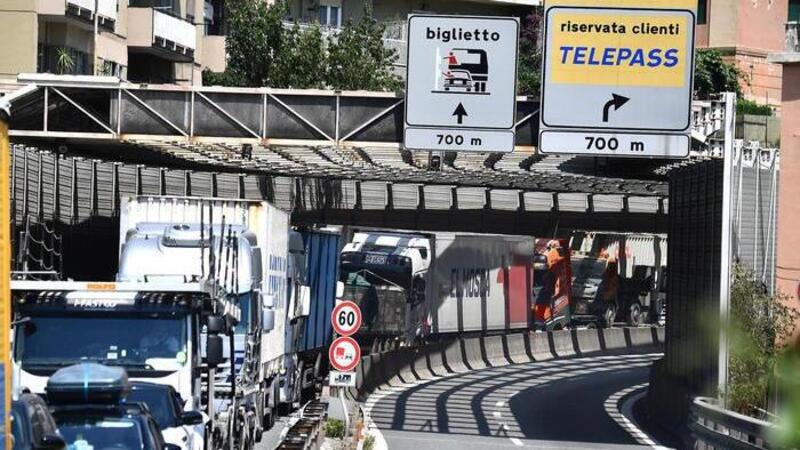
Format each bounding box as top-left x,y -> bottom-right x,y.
365,352 -> 664,450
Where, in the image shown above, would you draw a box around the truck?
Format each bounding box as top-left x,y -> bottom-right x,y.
11,196 -> 340,450
338,230 -> 535,343
533,233 -> 667,329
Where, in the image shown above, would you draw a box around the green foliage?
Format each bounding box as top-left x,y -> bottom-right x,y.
694,49 -> 742,99
774,348 -> 800,447
271,23 -> 327,89
207,1 -> 399,91
363,434 -> 375,450
55,48 -> 75,75
324,418 -> 345,439
728,265 -> 798,416
737,99 -> 773,117
326,5 -> 401,91
222,0 -> 287,87
517,10 -> 543,97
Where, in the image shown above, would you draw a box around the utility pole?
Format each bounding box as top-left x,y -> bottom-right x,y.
93,0 -> 100,75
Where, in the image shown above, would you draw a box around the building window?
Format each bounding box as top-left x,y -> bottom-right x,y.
37,44 -> 91,75
790,0 -> 800,21
697,0 -> 708,25
318,3 -> 341,28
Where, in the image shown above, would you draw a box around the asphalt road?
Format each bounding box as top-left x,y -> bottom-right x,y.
365,352 -> 665,450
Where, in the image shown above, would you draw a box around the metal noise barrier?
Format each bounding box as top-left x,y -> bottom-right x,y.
346,327 -> 665,401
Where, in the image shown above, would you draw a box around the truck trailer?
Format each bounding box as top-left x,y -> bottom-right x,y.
339,229 -> 535,344
11,196 -> 340,450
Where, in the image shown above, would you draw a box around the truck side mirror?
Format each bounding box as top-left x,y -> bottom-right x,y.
297,285 -> 311,317
207,315 -> 225,334
261,293 -> 275,309
336,281 -> 345,299
206,335 -> 223,368
261,307 -> 275,332
180,410 -> 204,426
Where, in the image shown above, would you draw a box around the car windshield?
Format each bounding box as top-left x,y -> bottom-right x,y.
340,267 -> 410,291
58,417 -> 144,450
128,387 -> 178,430
16,315 -> 187,369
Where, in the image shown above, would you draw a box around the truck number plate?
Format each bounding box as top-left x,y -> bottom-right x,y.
365,254 -> 387,265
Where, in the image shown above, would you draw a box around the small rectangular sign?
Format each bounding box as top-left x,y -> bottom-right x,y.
539,130 -> 690,158
405,127 -> 514,153
329,371 -> 357,387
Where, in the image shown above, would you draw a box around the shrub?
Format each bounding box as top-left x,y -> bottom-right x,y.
324,418 -> 345,439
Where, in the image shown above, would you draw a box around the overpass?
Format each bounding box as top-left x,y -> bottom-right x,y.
5,78 -> 727,241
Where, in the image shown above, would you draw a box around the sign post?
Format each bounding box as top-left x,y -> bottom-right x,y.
539,4 -> 695,158
404,14 -> 519,153
0,98 -> 10,449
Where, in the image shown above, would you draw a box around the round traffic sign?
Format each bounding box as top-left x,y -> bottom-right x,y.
328,336 -> 361,372
331,300 -> 362,337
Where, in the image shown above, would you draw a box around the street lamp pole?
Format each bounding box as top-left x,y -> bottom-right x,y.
93,0 -> 100,75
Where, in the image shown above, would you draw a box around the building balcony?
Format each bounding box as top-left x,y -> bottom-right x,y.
768,22 -> 800,64
37,0 -> 117,31
127,7 -> 196,62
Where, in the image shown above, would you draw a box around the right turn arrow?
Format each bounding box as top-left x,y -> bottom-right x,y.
452,103 -> 468,124
602,94 -> 630,123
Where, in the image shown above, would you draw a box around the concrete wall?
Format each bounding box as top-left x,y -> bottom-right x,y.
126,7 -> 154,48
0,2 -> 38,79
776,63 -> 800,344
202,35 -> 227,73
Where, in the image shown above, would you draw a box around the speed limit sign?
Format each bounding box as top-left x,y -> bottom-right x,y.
331,301 -> 362,337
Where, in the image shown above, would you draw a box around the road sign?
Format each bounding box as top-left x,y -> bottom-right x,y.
329,336 -> 361,372
539,4 -> 695,158
329,371 -> 357,387
331,300 -> 362,337
404,14 -> 519,153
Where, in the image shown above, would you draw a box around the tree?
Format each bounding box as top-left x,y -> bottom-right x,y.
727,265 -> 798,416
325,5 -> 402,91
694,49 -> 743,99
271,23 -> 327,89
220,0 -> 287,87
517,10 -> 543,97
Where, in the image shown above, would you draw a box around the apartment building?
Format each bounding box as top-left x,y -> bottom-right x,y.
769,12 -> 800,343
696,0 -> 796,107
0,0 -> 227,85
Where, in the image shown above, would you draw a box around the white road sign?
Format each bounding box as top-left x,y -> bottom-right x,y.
539,4 -> 695,158
329,371 -> 357,388
405,15 -> 519,153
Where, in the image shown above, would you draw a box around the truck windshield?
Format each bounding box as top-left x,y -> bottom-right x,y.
340,267 -> 410,291
58,418 -> 145,450
16,315 -> 187,370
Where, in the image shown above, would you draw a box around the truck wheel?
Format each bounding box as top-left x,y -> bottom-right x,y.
603,305 -> 616,328
627,303 -> 642,327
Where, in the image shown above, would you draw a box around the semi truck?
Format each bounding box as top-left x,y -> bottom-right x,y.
11,196 -> 340,450
533,233 -> 667,329
338,230 -> 535,343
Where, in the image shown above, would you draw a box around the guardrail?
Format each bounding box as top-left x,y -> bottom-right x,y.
689,397 -> 776,450
346,327 -> 665,401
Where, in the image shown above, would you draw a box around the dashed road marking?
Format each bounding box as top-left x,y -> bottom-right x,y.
509,437 -> 524,446
604,383 -> 669,449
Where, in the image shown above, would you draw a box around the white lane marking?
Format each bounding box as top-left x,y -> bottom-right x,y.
493,411 -> 503,418
495,400 -> 505,408
604,383 -> 671,450
509,437 -> 524,446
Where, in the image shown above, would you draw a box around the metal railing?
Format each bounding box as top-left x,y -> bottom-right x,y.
153,9 -> 196,51
786,22 -> 799,53
66,0 -> 118,21
690,397 -> 776,450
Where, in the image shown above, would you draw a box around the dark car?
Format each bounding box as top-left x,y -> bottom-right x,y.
11,393 -> 66,450
128,382 -> 204,448
45,363 -> 172,450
